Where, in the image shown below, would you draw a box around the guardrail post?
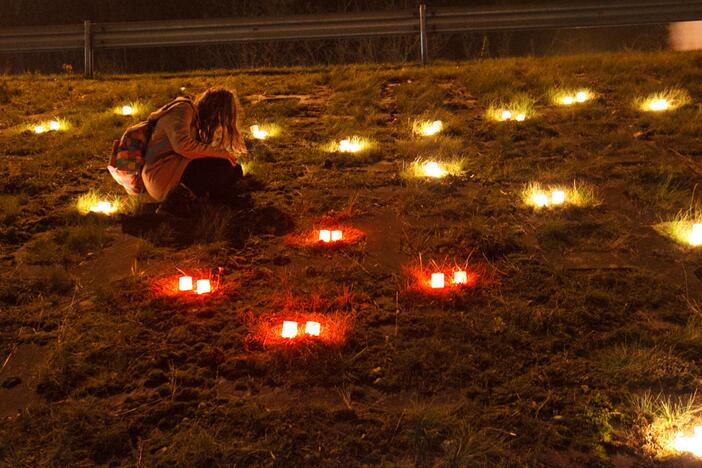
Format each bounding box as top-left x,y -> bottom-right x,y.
419,3 -> 428,65
84,20 -> 94,78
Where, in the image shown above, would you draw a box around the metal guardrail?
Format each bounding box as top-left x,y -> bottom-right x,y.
2,1 -> 702,77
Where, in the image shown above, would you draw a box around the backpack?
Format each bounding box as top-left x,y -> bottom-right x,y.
108,99 -> 192,195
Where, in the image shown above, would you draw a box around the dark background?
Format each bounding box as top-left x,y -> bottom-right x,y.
0,0 -> 668,73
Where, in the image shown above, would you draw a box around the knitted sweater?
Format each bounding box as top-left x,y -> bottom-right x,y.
142,99 -> 234,202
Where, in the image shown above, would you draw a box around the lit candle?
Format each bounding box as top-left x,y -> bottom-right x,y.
90,201 -> 114,214
178,276 -> 193,291
250,125 -> 269,140
331,230 -> 343,242
305,321 -> 321,336
339,138 -> 361,153
649,99 -> 669,111
423,161 -> 446,178
533,193 -> 549,207
672,425 -> 702,457
121,105 -> 134,116
34,125 -> 46,134
420,120 -> 443,136
195,279 -> 211,295
690,223 -> 702,246
281,321 -> 298,338
551,190 -> 566,205
515,113 -> 526,122
562,96 -> 574,105
319,230 -> 331,243
453,271 -> 468,285
575,91 -> 588,103
49,120 -> 60,131
500,110 -> 512,121
431,273 -> 445,289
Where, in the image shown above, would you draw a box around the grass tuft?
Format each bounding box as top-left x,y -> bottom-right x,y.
521,181 -> 600,209
635,88 -> 691,112
654,209 -> 702,248
75,190 -> 124,216
401,157 -> 467,180
548,87 -> 595,106
486,94 -> 536,122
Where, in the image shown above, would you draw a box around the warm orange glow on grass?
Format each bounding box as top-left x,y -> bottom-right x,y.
637,89 -> 690,112
288,225 -> 365,249
319,229 -> 344,243
413,119 -> 444,137
31,118 -> 69,134
151,269 -> 223,299
550,88 -> 593,106
114,101 -> 145,117
487,97 -> 534,122
405,259 -> 480,296
250,312 -> 352,347
522,182 -> 599,209
655,213 -> 702,248
250,123 -> 280,140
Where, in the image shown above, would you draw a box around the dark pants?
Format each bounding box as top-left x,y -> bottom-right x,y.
180,158 -> 243,200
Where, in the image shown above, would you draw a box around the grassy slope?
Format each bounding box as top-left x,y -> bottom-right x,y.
3,51 -> 702,465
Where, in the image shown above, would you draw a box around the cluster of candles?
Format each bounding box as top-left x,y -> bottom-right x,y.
118,105 -> 135,116
430,270 -> 469,289
90,201 -> 116,214
559,91 -> 590,105
281,320 -> 321,338
422,161 -> 447,178
417,120 -> 443,136
250,125 -> 269,140
499,110 -> 526,122
319,229 -> 343,243
648,98 -> 670,112
178,276 -> 212,295
33,120 -> 62,134
532,189 -> 566,208
338,137 -> 363,153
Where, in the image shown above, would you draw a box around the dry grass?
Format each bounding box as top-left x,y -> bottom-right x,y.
486,94 -> 536,122
401,157 -> 467,180
635,88 -> 691,112
654,209 -> 702,247
521,181 -> 601,209
548,87 -> 595,106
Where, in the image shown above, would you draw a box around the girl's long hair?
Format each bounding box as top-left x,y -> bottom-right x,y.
193,87 -> 243,151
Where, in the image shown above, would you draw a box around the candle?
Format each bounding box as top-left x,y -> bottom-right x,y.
575,91 -> 588,103
690,223 -> 702,246
672,425 -> 702,457
500,110 -> 512,121
121,105 -> 134,116
250,125 -> 269,140
281,321 -> 298,338
178,276 -> 193,291
319,230 -> 331,243
453,271 -> 468,285
562,96 -> 574,105
48,120 -> 60,131
423,161 -> 446,178
551,190 -> 566,205
34,125 -> 46,134
419,120 -> 443,136
649,99 -> 669,111
305,321 -> 321,336
338,138 -> 362,153
431,273 -> 445,289
515,113 -> 526,122
533,193 -> 549,207
331,230 -> 343,241
195,279 -> 211,295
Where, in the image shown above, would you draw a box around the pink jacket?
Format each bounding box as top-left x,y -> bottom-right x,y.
142,99 -> 233,202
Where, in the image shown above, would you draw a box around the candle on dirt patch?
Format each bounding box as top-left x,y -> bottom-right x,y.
178,276 -> 193,291
672,425 -> 702,457
305,321 -> 321,336
690,223 -> 702,246
515,113 -> 526,122
551,190 -> 566,205
34,125 -> 46,134
649,99 -> 669,112
319,230 -> 332,243
423,161 -> 447,178
250,125 -> 269,140
195,279 -> 211,295
281,321 -> 298,338
500,110 -> 512,121
431,273 -> 445,289
453,271 -> 468,285
331,230 -> 343,242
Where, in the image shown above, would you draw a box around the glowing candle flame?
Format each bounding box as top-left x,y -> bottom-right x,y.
533,193 -> 549,208
562,96 -> 574,105
515,113 -> 526,122
90,201 -> 115,214
500,110 -> 512,121
319,230 -> 331,243
195,279 -> 211,295
178,276 -> 193,291
419,120 -> 443,136
250,125 -> 269,140
453,271 -> 468,285
121,105 -> 134,116
690,223 -> 702,246
576,91 -> 588,103
281,321 -> 298,339
305,321 -> 321,336
338,138 -> 362,153
34,125 -> 46,134
649,99 -> 669,111
331,230 -> 343,241
423,161 -> 447,178
551,190 -> 566,205
48,120 -> 60,131
672,425 -> 702,457
431,273 -> 445,289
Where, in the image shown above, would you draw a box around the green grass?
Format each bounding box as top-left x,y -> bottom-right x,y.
3,50 -> 702,465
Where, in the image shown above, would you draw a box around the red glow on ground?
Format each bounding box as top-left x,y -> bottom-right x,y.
249,311 -> 352,347
405,260 -> 480,296
286,224 -> 366,249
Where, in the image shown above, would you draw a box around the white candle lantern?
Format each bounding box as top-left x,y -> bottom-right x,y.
690,223 -> 702,246
305,321 -> 321,336
250,125 -> 269,140
48,120 -> 60,131
500,110 -> 512,121
338,138 -> 362,153
533,193 -> 549,207
178,276 -> 193,291
121,105 -> 134,116
431,273 -> 445,289
34,125 -> 46,134
281,321 -> 298,338
195,279 -> 211,295
515,113 -> 526,122
575,91 -> 588,103
453,271 -> 468,285
551,190 -> 566,205
423,161 -> 446,178
649,99 -> 669,111
562,96 -> 574,105
319,230 -> 332,243
331,230 -> 343,241
673,425 -> 702,457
